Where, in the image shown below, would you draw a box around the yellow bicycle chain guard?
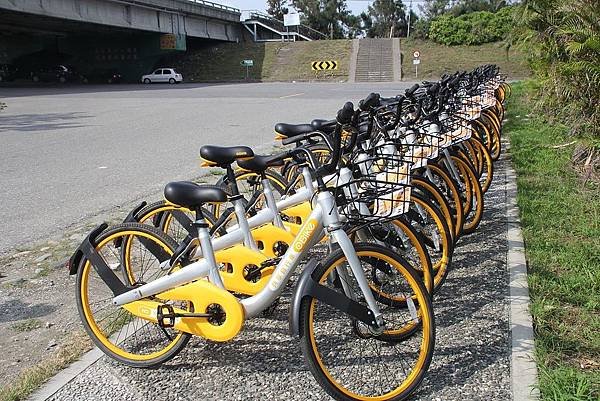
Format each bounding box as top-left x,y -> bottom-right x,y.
122,280 -> 244,342
250,224 -> 295,258
214,244 -> 271,295
282,221 -> 301,237
281,201 -> 311,233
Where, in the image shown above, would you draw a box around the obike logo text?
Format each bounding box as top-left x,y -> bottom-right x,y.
268,219 -> 317,291
293,219 -> 316,252
139,306 -> 156,318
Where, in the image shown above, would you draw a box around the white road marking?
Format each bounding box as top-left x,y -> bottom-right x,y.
279,92 -> 305,99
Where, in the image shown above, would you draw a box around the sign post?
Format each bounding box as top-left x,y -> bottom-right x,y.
241,59 -> 254,79
412,50 -> 421,79
283,13 -> 300,42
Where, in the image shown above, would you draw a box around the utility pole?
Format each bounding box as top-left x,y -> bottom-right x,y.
407,0 -> 413,38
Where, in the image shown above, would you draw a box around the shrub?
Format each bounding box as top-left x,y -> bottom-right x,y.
428,6 -> 514,45
516,0 -> 600,138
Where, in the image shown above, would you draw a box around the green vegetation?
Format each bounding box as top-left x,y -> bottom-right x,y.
290,0 -> 354,38
168,40 -> 351,82
515,0 -> 600,139
171,38 -> 527,83
400,39 -> 529,79
506,81 -> 600,400
10,319 -> 42,333
428,7 -> 514,45
263,40 -> 352,81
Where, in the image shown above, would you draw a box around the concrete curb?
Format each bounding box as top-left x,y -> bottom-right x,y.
505,142 -> 540,400
27,347 -> 104,401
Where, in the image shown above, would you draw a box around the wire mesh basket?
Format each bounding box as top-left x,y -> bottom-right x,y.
457,94 -> 482,121
335,144 -> 412,224
414,120 -> 446,159
440,111 -> 472,145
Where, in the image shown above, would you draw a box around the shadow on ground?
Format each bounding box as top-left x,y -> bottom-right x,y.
0,112 -> 93,132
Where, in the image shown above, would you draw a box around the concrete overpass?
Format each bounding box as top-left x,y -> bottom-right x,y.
0,0 -> 242,41
0,0 -> 245,81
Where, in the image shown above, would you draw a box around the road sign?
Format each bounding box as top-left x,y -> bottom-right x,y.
413,50 -> 420,58
241,59 -> 254,67
160,34 -> 186,51
413,59 -> 421,65
284,13 -> 300,27
311,61 -> 338,71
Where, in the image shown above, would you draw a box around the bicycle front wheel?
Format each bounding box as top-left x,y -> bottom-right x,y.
299,243 -> 435,401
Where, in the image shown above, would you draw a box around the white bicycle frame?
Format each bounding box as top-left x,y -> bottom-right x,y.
112,188 -> 386,325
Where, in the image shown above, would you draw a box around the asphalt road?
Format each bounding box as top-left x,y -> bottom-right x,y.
0,82 -> 412,255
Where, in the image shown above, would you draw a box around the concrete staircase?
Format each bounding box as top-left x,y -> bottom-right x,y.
355,38 -> 395,82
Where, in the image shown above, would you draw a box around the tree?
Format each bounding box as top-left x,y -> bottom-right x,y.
449,0 -> 507,16
291,0 -> 352,38
266,0 -> 288,21
363,0 -> 409,38
420,0 -> 450,20
345,13 -> 365,38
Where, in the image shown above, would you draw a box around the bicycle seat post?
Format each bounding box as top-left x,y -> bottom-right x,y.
194,207 -> 225,289
260,174 -> 284,229
225,164 -> 259,251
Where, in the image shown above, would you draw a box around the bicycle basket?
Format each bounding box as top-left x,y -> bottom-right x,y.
336,145 -> 412,224
415,118 -> 448,157
440,111 -> 472,145
458,95 -> 482,121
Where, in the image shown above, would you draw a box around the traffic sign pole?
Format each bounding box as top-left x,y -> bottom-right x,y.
412,50 -> 421,79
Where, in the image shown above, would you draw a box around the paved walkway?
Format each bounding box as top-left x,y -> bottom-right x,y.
35,156 -> 514,401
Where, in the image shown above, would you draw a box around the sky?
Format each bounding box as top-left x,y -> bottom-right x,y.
216,1 -> 372,15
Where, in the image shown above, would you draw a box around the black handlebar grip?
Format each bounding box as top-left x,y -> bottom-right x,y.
405,83 -> 419,96
427,83 -> 440,95
450,76 -> 461,87
336,101 -> 354,124
359,93 -> 380,111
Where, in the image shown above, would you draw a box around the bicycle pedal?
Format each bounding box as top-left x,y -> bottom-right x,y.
156,304 -> 176,328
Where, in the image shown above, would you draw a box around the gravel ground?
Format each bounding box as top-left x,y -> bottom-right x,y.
47,157 -> 509,401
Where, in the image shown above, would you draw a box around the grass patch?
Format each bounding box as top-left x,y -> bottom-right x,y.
400,39 -> 529,80
169,38 -> 526,82
10,319 -> 42,333
262,40 -> 351,82
506,81 -> 600,400
168,40 -> 351,82
0,332 -> 92,401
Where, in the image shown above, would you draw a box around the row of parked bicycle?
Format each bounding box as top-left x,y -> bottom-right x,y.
68,65 -> 509,400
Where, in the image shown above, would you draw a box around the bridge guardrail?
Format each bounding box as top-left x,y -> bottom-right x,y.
243,10 -> 327,40
187,0 -> 239,13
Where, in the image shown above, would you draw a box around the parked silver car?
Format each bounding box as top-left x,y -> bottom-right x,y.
141,68 -> 183,84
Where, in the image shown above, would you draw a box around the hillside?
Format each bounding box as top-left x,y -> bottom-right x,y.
168,40 -> 352,82
399,39 -> 529,80
166,39 -> 528,82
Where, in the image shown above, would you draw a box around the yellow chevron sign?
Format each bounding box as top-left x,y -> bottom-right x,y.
311,61 -> 338,71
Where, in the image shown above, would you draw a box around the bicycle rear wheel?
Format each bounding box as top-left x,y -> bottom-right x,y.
76,223 -> 191,367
